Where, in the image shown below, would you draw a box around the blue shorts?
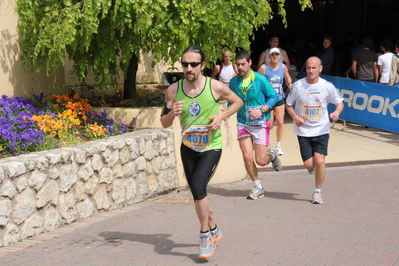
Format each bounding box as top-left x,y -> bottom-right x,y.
297,134 -> 329,162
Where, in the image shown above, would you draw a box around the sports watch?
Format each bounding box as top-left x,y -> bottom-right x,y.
259,107 -> 266,114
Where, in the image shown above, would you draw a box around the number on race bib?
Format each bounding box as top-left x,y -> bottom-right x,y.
186,134 -> 209,144
305,109 -> 319,116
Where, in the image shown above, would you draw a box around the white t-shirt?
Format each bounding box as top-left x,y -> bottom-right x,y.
377,53 -> 394,84
219,64 -> 236,86
286,77 -> 343,137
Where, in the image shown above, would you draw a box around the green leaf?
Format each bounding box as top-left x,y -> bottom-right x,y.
16,0 -> 312,88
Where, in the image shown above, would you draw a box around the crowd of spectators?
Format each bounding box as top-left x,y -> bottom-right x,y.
253,31 -> 399,86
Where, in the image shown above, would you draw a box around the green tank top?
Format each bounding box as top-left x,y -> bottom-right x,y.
176,77 -> 222,152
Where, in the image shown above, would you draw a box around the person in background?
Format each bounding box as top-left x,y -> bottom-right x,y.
351,36 -> 378,82
257,36 -> 290,71
285,57 -> 344,204
318,35 -> 335,75
257,47 -> 293,156
377,39 -> 393,85
388,40 -> 399,87
211,48 -> 237,86
228,50 -> 281,200
161,46 -> 243,259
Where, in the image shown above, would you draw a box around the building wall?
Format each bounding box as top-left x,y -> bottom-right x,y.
0,1 -> 65,98
1,2 -> 182,98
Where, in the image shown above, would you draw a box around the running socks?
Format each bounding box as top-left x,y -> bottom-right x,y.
254,180 -> 263,190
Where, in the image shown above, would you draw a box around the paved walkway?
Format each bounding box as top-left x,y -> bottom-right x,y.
0,121 -> 398,266
0,161 -> 398,265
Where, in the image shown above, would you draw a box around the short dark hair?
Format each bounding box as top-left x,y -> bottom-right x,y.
396,40 -> 399,49
182,46 -> 206,63
381,39 -> 392,52
323,35 -> 333,42
235,50 -> 251,61
362,36 -> 373,48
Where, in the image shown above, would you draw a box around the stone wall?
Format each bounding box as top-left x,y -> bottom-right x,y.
0,129 -> 178,247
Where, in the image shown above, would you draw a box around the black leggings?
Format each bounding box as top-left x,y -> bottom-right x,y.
180,144 -> 222,201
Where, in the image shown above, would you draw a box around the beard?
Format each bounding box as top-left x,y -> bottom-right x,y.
185,72 -> 198,82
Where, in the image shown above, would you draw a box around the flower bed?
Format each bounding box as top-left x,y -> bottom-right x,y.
0,93 -> 128,157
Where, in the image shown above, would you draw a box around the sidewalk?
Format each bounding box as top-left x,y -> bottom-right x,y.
0,123 -> 398,266
265,116 -> 399,169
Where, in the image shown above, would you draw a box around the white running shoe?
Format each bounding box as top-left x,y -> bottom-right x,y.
275,144 -> 284,156
308,167 -> 316,175
211,225 -> 223,244
247,187 -> 265,200
312,191 -> 323,204
269,148 -> 282,172
198,231 -> 216,259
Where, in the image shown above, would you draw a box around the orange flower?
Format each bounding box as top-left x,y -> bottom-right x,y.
50,132 -> 57,137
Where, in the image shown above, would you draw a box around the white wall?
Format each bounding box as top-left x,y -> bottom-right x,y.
0,1 -> 65,98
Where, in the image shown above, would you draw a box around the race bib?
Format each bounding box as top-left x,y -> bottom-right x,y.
247,105 -> 266,126
183,126 -> 211,151
302,101 -> 322,121
272,83 -> 280,95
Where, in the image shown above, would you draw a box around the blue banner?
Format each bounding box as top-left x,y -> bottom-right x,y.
296,72 -> 399,133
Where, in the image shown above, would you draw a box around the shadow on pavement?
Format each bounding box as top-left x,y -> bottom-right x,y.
98,232 -> 201,263
207,186 -> 309,202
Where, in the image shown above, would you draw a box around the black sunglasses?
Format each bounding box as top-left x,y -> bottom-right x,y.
270,53 -> 280,56
181,62 -> 202,68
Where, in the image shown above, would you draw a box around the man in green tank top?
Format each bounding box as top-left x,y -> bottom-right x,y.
161,46 -> 243,259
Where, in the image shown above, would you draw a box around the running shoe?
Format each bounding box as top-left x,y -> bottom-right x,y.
269,148 -> 282,171
247,187 -> 265,200
308,167 -> 316,175
211,225 -> 223,244
275,144 -> 284,156
198,231 -> 216,259
312,191 -> 323,204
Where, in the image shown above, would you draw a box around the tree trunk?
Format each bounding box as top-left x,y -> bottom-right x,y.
123,53 -> 139,100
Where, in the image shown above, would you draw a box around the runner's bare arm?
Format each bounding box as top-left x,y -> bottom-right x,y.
257,51 -> 266,70
211,65 -> 221,80
282,49 -> 291,70
257,64 -> 266,76
283,64 -> 293,89
160,83 -> 183,128
286,104 -> 304,127
330,102 -> 344,121
206,80 -> 243,130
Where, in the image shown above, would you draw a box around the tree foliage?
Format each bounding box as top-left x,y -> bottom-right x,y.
17,0 -> 312,89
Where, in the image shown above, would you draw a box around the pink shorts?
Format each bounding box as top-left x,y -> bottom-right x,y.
237,121 -> 270,146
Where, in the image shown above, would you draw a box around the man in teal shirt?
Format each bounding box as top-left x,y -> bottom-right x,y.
229,50 -> 281,200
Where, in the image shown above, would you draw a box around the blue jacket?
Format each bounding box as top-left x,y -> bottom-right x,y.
229,70 -> 278,125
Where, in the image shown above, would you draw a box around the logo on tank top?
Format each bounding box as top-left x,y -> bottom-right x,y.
188,102 -> 201,116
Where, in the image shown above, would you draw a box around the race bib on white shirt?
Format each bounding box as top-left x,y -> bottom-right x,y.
302,101 -> 322,121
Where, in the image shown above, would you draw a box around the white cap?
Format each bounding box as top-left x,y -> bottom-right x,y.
269,48 -> 280,55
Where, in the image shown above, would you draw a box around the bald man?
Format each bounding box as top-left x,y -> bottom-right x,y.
285,57 -> 344,204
